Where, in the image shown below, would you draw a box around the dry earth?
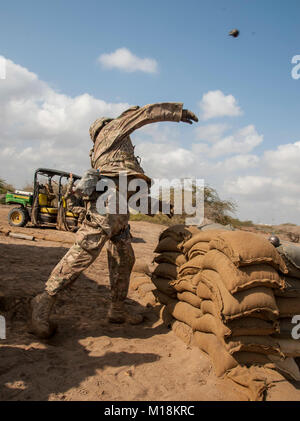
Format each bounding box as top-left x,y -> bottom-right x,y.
0,204 -> 300,401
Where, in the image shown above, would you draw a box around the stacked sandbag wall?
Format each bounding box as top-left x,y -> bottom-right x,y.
152,226 -> 300,396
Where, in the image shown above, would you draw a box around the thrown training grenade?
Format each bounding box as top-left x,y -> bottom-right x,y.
229,29 -> 239,38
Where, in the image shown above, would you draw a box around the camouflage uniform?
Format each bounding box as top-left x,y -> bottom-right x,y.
46,102 -> 183,298
64,178 -> 86,224
29,102 -> 188,337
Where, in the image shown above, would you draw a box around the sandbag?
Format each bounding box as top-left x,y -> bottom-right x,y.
226,365 -> 283,401
192,313 -> 278,337
201,249 -> 285,294
177,291 -> 202,308
276,297 -> 300,317
273,318 -> 294,339
209,231 -> 287,273
137,282 -> 156,298
235,352 -> 271,366
153,289 -> 177,306
160,305 -> 174,328
180,230 -> 225,254
132,261 -> 150,275
151,275 -> 177,298
268,355 -> 300,381
170,276 -> 197,293
172,320 -> 193,345
225,335 -> 283,357
130,275 -> 150,291
158,224 -> 199,243
153,252 -> 187,267
199,270 -> 279,322
166,300 -> 202,328
187,242 -> 210,259
275,276 -> 300,298
277,241 -> 300,279
177,255 -> 204,278
152,263 -> 178,280
154,237 -> 182,253
193,331 -> 239,377
277,338 -> 300,357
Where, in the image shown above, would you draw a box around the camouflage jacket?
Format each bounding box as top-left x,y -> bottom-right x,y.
90,102 -> 183,182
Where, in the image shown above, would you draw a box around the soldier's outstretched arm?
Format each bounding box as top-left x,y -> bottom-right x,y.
111,102 -> 198,142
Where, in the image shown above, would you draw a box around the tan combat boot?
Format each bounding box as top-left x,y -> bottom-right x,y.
107,301 -> 144,325
28,292 -> 57,339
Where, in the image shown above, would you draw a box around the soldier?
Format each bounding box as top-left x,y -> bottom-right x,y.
28,102 -> 198,339
64,173 -> 86,226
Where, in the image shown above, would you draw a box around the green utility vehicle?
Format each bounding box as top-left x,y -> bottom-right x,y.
5,168 -> 82,230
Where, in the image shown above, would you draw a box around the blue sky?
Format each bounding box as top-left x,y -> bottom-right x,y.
1,0 -> 300,223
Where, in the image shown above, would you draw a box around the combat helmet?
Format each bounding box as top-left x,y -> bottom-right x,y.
268,235 -> 281,248
89,117 -> 113,143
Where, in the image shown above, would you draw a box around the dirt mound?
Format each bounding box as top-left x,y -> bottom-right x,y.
1,205 -> 300,401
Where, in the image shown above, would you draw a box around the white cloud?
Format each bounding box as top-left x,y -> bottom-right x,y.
199,90 -> 242,120
98,48 -> 158,73
1,57 -> 300,225
195,123 -> 229,142
0,56 -> 130,187
192,124 -> 263,158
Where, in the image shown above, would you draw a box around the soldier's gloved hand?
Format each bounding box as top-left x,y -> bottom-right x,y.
181,109 -> 199,125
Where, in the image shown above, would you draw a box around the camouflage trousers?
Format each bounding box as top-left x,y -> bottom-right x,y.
45,202 -> 135,302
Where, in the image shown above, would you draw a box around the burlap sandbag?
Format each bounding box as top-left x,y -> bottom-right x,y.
209,231 -> 287,273
160,305 -> 174,328
272,318 -> 294,339
154,252 -> 187,267
200,249 -> 285,294
177,255 -> 204,278
177,291 -> 202,308
172,320 -> 193,345
268,355 -> 300,382
277,338 -> 300,357
153,289 -> 177,306
275,276 -> 300,298
187,242 -> 210,259
276,297 -> 300,317
193,331 -> 239,377
235,352 -> 300,382
137,282 -> 156,298
180,230 -> 225,254
166,300 -> 202,328
277,241 -> 300,279
225,335 -> 283,357
192,313 -> 278,337
151,275 -> 177,298
199,269 -> 279,322
226,365 -> 284,401
170,276 -> 197,293
132,261 -> 151,275
152,263 -> 178,280
154,237 -> 182,253
130,275 -> 151,291
158,224 -> 199,243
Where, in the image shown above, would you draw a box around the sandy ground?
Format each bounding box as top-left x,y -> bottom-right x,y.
1,204 -> 300,401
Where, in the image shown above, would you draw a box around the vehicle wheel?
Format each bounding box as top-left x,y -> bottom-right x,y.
8,207 -> 29,227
